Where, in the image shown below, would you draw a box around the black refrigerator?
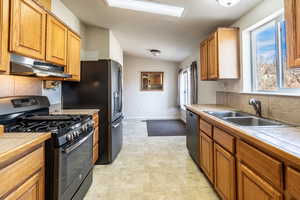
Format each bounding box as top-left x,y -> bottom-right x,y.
62,59 -> 123,164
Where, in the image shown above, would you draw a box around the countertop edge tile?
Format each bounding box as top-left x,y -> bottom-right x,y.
186,104 -> 300,168
0,132 -> 52,165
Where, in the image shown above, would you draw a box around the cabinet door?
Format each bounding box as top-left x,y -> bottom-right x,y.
5,169 -> 44,200
10,0 -> 46,60
200,131 -> 214,183
0,0 -> 9,72
65,31 -> 81,81
285,0 -> 300,68
36,0 -> 51,10
200,40 -> 208,80
238,163 -> 282,200
286,167 -> 300,200
46,15 -> 67,66
93,144 -> 99,164
214,143 -> 236,200
207,32 -> 218,79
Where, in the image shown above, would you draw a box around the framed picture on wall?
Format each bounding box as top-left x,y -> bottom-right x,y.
141,72 -> 164,91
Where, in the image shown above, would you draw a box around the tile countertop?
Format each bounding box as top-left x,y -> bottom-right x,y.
51,109 -> 100,116
0,132 -> 51,164
186,104 -> 300,167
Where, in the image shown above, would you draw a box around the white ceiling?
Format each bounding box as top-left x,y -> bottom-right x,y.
62,0 -> 263,62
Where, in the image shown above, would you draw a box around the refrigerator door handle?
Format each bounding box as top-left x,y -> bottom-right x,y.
112,123 -> 121,128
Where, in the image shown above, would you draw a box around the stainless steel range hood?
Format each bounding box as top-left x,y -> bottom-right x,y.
10,54 -> 72,78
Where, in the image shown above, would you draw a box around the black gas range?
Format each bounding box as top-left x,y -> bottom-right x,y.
0,96 -> 94,200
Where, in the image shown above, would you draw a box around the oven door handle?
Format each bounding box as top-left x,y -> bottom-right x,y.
63,131 -> 93,154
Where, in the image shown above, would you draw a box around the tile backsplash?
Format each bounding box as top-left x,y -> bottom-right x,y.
216,91 -> 300,125
0,75 -> 61,105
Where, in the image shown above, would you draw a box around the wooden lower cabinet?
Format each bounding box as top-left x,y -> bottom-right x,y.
0,145 -> 45,199
93,144 -> 99,164
5,169 -> 44,200
200,131 -> 214,183
214,143 -> 235,200
92,113 -> 99,164
237,163 -> 282,200
286,167 -> 300,200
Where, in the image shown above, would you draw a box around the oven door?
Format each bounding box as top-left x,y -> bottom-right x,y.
57,131 -> 93,200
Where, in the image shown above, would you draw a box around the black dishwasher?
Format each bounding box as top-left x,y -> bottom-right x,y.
186,110 -> 200,166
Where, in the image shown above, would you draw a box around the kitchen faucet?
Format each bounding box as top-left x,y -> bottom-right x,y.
249,98 -> 262,117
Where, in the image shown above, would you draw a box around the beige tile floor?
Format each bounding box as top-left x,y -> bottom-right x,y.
84,120 -> 219,200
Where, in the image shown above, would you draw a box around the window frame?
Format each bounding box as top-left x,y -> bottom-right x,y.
250,13 -> 300,93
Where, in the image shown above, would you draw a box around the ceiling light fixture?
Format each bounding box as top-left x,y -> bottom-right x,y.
149,49 -> 161,56
104,0 -> 184,17
216,0 -> 241,7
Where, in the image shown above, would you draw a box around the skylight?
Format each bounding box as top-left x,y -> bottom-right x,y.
104,0 -> 185,17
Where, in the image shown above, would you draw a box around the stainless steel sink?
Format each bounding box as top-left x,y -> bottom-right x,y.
204,111 -> 251,118
223,116 -> 284,127
204,110 -> 286,127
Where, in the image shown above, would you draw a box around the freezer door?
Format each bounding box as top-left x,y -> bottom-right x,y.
110,116 -> 123,162
111,61 -> 123,122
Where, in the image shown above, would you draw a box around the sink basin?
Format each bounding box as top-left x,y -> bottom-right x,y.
204,111 -> 251,118
223,117 -> 284,127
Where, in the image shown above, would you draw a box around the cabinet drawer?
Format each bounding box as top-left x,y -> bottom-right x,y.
5,169 -> 44,200
93,144 -> 99,164
93,127 -> 99,146
200,119 -> 213,137
237,140 -> 283,189
214,127 -> 235,153
286,167 -> 300,199
0,146 -> 44,198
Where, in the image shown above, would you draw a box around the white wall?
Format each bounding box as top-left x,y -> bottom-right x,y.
123,55 -> 179,119
84,26 -> 110,61
83,26 -> 124,66
109,31 -> 123,66
218,0 -> 284,93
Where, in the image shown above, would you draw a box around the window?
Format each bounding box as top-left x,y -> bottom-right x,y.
250,14 -> 300,92
180,69 -> 190,110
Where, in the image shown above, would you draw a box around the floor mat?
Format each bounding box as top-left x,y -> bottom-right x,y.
146,119 -> 187,136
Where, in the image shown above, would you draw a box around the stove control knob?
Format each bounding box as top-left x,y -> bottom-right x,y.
75,131 -> 80,137
66,134 -> 73,141
82,124 -> 88,132
72,131 -> 77,138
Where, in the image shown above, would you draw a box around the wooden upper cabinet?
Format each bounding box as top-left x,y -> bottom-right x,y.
46,15 -> 67,66
207,32 -> 218,80
0,0 -> 9,72
238,163 -> 282,200
214,144 -> 236,200
285,0 -> 300,68
66,31 -> 81,81
200,131 -> 214,183
202,28 -> 239,80
200,40 -> 208,80
10,0 -> 46,60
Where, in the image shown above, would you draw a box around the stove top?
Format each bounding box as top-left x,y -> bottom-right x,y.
5,114 -> 90,133
0,96 -> 95,146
